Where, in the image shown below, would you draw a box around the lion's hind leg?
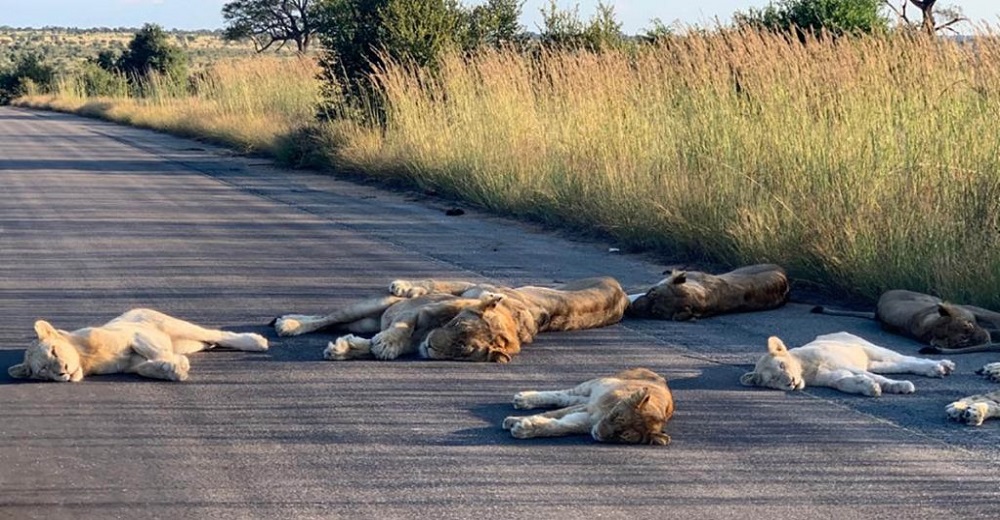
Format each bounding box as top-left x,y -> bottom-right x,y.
512,389 -> 591,410
148,313 -> 268,353
389,279 -> 479,298
274,296 -> 402,337
946,391 -> 1000,426
868,357 -> 955,378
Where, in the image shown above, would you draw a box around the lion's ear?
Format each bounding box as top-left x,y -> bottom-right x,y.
488,349 -> 512,364
740,372 -> 759,387
937,303 -> 958,318
34,320 -> 59,341
670,271 -> 687,285
767,336 -> 787,355
8,363 -> 30,379
629,389 -> 651,408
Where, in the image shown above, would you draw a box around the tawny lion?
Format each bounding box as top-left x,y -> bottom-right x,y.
8,309 -> 268,382
273,277 -> 629,363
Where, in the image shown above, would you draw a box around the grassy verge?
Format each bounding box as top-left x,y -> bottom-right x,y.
16,30 -> 1000,307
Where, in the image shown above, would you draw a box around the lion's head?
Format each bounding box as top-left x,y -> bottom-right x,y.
419,293 -> 522,363
8,320 -> 84,382
740,336 -> 805,391
591,388 -> 672,445
627,271 -> 698,321
926,303 -> 991,349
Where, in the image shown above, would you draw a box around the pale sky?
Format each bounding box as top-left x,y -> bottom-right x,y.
0,0 -> 998,34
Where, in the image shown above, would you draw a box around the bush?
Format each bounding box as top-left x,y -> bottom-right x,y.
734,0 -> 888,36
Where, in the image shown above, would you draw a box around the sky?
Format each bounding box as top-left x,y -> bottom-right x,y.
0,0 -> 998,34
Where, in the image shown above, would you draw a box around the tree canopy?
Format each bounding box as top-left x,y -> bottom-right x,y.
223,0 -> 318,52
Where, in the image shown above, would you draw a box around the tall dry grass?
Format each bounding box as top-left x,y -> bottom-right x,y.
333,30 -> 1000,306
15,30 -> 1000,306
17,56 -> 321,153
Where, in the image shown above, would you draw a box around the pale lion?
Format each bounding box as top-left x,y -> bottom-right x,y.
8,309 -> 268,382
740,332 -> 955,396
502,368 -> 674,445
273,277 -> 629,363
812,289 -> 1000,354
627,264 -> 789,321
946,363 -> 1000,426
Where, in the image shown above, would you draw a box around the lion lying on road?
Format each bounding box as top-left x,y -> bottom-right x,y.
8,309 -> 268,382
812,289 -> 1000,354
502,368 -> 674,445
627,264 -> 789,321
273,277 -> 629,363
946,363 -> 1000,426
740,332 -> 955,396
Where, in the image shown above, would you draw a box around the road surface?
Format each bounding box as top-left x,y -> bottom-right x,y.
1,107 -> 999,519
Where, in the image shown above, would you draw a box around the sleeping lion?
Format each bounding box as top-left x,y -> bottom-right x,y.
502,368 -> 674,445
627,264 -> 789,321
273,277 -> 629,363
812,289 -> 1000,354
8,308 -> 268,382
740,332 -> 955,396
946,362 -> 1000,426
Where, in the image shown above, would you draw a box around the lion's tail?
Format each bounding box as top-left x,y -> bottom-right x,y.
809,306 -> 875,320
921,343 -> 1000,355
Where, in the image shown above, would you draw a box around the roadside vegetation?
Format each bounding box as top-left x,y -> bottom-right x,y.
12,0 -> 1000,308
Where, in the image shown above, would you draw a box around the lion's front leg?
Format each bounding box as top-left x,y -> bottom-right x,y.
946,392 -> 1000,426
322,334 -> 374,361
368,320 -> 419,360
512,389 -> 591,410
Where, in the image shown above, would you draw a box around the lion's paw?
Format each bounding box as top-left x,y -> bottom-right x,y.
882,380 -> 916,394
243,333 -> 269,352
860,379 -> 882,397
389,280 -> 427,298
512,391 -> 537,410
322,337 -> 352,361
370,332 -> 405,360
509,418 -> 537,439
976,362 -> 1000,383
947,401 -> 990,426
166,357 -> 190,382
946,400 -> 968,422
274,316 -> 306,337
502,416 -> 524,430
930,360 -> 956,378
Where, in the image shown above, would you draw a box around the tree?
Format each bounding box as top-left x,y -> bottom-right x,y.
0,53 -> 56,104
882,1 -> 966,35
539,1 -> 623,50
116,24 -> 188,81
462,0 -> 524,50
222,0 -> 318,52
734,0 -> 889,36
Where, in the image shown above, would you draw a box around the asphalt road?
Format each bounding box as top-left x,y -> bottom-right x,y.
1,106 -> 1000,519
